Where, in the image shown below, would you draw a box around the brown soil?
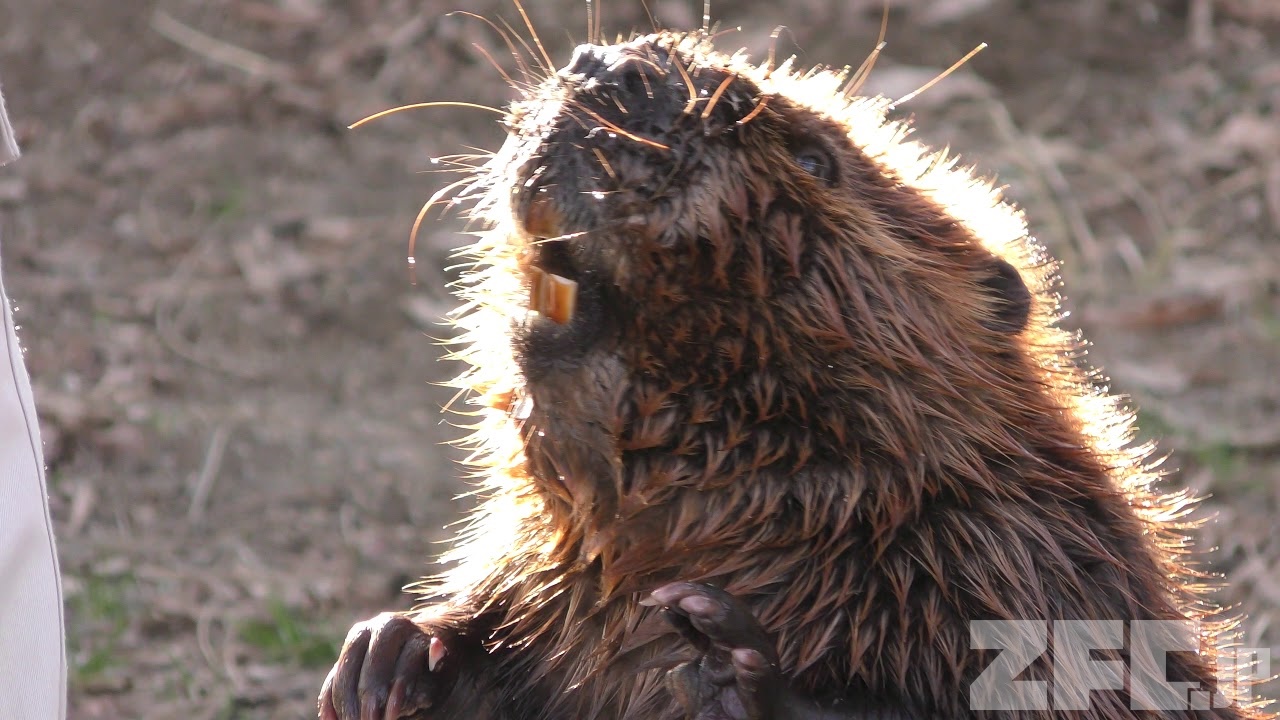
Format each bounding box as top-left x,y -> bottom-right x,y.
0,1 -> 1276,718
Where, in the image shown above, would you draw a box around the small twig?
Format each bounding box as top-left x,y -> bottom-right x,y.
1173,166 -> 1264,229
1112,234 -> 1146,277
1265,161 -> 1280,234
1024,73 -> 1088,136
147,193 -> 268,379
337,503 -> 360,548
220,611 -> 249,693
891,43 -> 987,109
151,9 -> 293,80
155,297 -> 267,379
1082,153 -> 1171,240
195,606 -> 220,679
188,424 -> 231,522
1188,0 -> 1214,54
1024,135 -> 1100,268
229,0 -> 322,28
66,480 -> 97,537
1077,151 -> 1178,278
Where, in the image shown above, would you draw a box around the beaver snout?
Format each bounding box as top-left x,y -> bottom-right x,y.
562,38 -> 674,101
558,38 -> 704,133
556,36 -> 759,140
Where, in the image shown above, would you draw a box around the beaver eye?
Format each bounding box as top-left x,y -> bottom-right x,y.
793,145 -> 837,184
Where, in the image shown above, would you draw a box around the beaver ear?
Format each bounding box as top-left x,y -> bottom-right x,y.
979,258 -> 1031,334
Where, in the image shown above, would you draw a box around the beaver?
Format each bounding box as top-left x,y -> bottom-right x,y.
317,26 -> 1271,720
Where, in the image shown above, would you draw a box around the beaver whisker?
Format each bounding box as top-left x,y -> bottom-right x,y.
700,73 -> 738,121
527,231 -> 592,247
636,64 -> 656,103
418,165 -> 480,175
591,52 -> 667,103
636,0 -> 658,35
408,176 -> 478,277
841,41 -> 885,98
590,147 -> 618,182
497,15 -> 553,85
764,25 -> 791,75
669,54 -> 700,114
471,41 -> 521,92
434,152 -> 491,164
584,0 -> 597,46
607,53 -> 667,81
842,4 -> 890,98
707,26 -> 743,43
347,102 -> 504,130
446,11 -> 531,89
510,0 -> 555,76
733,95 -> 769,127
419,154 -> 492,174
890,43 -> 987,109
571,105 -> 670,150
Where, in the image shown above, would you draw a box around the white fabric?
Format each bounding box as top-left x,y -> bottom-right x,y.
0,79 -> 17,166
0,80 -> 68,720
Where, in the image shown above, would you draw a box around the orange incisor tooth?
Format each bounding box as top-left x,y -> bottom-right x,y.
528,269 -> 577,324
529,269 -> 547,315
524,193 -> 560,238
546,273 -> 577,324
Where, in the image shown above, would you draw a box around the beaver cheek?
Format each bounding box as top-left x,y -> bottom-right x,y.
524,355 -> 629,503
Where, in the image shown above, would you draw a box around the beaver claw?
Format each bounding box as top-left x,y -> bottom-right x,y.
317,613 -> 456,720
650,582 -> 783,720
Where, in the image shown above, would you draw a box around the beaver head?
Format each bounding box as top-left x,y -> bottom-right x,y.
456,32 -> 1054,546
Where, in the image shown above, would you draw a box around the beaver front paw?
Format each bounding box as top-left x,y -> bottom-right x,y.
317,613 -> 458,720
649,582 -> 785,720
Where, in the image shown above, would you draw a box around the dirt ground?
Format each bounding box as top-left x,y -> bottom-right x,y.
0,0 -> 1277,717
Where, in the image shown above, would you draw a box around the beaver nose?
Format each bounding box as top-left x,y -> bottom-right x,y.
562,39 -> 673,99
564,43 -> 611,79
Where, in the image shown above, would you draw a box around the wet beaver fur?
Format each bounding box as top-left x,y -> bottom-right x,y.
318,27 -> 1272,720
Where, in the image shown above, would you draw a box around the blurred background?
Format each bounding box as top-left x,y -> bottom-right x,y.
0,0 -> 1277,717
